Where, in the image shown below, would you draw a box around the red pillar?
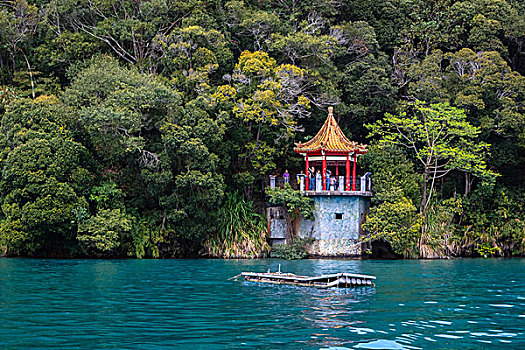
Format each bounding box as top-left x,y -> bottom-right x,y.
322,152 -> 327,191
305,154 -> 309,191
345,153 -> 350,191
352,153 -> 357,191
335,164 -> 339,176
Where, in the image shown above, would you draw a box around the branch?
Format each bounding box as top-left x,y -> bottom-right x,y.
71,19 -> 136,63
433,169 -> 453,179
393,123 -> 426,166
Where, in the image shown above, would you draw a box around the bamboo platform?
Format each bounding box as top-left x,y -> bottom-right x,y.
241,270 -> 376,288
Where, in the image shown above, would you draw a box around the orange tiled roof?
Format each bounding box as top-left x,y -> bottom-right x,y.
294,107 -> 367,154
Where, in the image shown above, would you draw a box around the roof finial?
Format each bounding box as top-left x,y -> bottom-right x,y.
328,106 -> 333,116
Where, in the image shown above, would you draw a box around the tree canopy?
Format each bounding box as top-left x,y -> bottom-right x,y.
0,0 -> 524,258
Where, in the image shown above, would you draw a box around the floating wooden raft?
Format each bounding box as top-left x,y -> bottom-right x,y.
241,271 -> 376,288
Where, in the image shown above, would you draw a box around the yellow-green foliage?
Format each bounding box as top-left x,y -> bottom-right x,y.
235,50 -> 276,75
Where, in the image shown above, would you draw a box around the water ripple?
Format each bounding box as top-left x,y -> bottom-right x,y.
0,258 -> 524,349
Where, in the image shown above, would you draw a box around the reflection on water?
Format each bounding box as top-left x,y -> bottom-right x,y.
300,291 -> 374,348
0,258 -> 524,349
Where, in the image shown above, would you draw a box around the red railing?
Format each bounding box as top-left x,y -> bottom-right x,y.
267,173 -> 372,193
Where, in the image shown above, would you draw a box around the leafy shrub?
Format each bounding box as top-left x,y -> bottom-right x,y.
203,192 -> 270,258
363,197 -> 422,258
77,209 -> 132,254
476,243 -> 500,258
266,183 -> 314,220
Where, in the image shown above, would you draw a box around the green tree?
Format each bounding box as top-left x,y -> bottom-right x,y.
143,97 -> 226,253
337,21 -> 398,138
462,184 -> 525,256
0,97 -> 90,256
367,102 -> 499,256
368,101 -> 497,214
213,51 -> 311,197
0,0 -> 39,85
266,183 -> 314,240
155,25 -> 233,98
361,145 -> 420,205
47,0 -> 223,72
63,56 -> 226,257
401,48 -> 525,185
361,145 -> 421,257
62,56 -> 181,169
363,197 -> 422,258
224,1 -> 284,51
77,208 -> 132,255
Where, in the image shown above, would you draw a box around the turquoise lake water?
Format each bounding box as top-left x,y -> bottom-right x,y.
0,258 -> 524,349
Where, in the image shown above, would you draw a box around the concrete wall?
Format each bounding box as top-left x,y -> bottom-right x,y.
268,195 -> 370,257
267,206 -> 287,241
301,196 -> 367,240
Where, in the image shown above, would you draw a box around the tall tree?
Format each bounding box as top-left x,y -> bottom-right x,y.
213,50 -> 311,197
367,101 -> 497,214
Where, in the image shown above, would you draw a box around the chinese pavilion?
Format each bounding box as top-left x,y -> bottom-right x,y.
267,107 -> 373,257
294,106 -> 367,191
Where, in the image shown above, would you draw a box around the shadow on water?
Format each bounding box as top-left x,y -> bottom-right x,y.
0,258 -> 524,349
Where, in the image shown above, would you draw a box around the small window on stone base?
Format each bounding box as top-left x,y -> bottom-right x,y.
335,213 -> 343,220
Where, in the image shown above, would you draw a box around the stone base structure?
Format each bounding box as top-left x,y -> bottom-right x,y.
307,239 -> 362,257
268,195 -> 370,258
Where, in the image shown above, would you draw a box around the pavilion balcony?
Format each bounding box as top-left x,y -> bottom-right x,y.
267,173 -> 372,197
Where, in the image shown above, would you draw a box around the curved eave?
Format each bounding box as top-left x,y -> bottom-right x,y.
294,107 -> 367,155
294,147 -> 368,155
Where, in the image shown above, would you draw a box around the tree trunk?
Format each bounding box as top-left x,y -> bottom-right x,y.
18,49 -> 35,99
291,208 -> 301,239
420,170 -> 428,214
161,211 -> 166,234
284,207 -> 294,243
464,172 -> 473,197
284,207 -> 302,243
419,170 -> 429,256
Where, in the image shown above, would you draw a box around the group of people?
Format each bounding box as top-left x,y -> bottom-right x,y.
307,166 -> 339,191
280,167 -> 339,191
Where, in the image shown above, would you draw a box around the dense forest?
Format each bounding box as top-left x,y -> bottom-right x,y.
0,0 -> 523,259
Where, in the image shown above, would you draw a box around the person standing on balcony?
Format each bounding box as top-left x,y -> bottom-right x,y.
330,176 -> 336,191
308,166 -> 315,190
326,169 -> 331,190
296,171 -> 305,191
283,170 -> 290,184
